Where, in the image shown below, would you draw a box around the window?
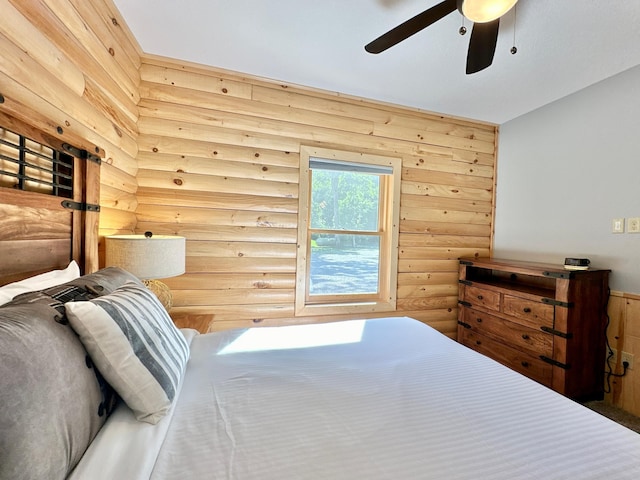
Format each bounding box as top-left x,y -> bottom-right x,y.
296,146 -> 401,316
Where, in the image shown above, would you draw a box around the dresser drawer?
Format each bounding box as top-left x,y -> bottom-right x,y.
460,329 -> 553,387
461,308 -> 553,358
502,295 -> 554,329
463,285 -> 501,312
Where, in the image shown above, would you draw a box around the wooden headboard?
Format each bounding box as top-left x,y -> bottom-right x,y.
0,115 -> 102,286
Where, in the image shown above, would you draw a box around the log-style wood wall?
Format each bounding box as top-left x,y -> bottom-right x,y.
0,0 -> 140,256
135,55 -> 496,334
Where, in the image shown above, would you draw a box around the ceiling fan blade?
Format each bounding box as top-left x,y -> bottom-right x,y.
466,19 -> 500,74
365,0 -> 457,54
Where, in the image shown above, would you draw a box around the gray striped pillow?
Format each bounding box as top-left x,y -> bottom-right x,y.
65,281 -> 190,424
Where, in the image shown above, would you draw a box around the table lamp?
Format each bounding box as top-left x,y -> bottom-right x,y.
105,232 -> 185,310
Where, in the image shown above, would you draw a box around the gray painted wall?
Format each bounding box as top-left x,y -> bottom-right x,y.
494,64 -> 640,294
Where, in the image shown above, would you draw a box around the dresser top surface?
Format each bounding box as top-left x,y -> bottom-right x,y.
459,257 -> 611,277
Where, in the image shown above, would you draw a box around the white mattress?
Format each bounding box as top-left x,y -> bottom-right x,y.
73,317 -> 640,479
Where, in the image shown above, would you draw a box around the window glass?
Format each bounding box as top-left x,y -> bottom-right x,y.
310,169 -> 380,231
309,234 -> 380,296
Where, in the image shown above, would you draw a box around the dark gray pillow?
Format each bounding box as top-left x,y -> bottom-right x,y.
0,298 -> 106,480
55,266 -> 143,298
0,267 -> 141,479
9,266 -> 142,316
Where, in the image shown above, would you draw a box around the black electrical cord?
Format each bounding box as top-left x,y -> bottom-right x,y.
603,287 -> 630,394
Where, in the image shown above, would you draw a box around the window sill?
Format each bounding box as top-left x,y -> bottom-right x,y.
295,299 -> 396,317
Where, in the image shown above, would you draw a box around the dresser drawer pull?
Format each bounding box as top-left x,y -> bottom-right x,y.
540,355 -> 570,369
522,334 -> 530,340
542,297 -> 573,308
475,340 -> 482,346
523,307 -> 532,313
477,295 -> 484,300
476,317 -> 482,323
540,326 -> 573,339
521,361 -> 530,368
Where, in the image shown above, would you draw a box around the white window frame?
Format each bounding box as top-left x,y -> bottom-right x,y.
295,145 -> 401,317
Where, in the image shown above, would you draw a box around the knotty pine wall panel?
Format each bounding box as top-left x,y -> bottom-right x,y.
606,292 -> 640,416
136,55 -> 497,334
0,0 -> 141,253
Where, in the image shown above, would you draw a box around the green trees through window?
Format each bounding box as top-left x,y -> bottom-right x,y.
310,169 -> 380,231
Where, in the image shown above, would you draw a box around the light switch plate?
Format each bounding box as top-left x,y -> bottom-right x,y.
612,218 -> 625,233
628,217 -> 640,233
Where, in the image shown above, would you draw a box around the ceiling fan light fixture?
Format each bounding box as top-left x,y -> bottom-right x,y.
458,0 -> 518,23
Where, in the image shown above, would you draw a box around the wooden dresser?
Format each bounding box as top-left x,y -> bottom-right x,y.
457,257 -> 610,400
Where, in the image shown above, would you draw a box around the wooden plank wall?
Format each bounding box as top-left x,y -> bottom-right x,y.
135,55 -> 497,334
606,291 -> 640,416
0,0 -> 141,256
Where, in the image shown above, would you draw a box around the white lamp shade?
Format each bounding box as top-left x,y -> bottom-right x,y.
459,0 -> 518,23
105,235 -> 186,280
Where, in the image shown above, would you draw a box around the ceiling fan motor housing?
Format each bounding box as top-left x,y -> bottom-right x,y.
458,0 -> 518,23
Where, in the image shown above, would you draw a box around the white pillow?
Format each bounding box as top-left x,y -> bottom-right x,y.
65,281 -> 190,424
0,260 -> 81,306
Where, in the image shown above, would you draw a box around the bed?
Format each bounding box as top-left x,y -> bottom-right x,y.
1,124 -> 640,480
1,265 -> 640,480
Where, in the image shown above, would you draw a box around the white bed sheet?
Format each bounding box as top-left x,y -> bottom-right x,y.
73,317 -> 640,479
154,317 -> 640,479
68,329 -> 199,480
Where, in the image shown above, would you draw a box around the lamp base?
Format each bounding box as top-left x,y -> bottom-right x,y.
143,279 -> 173,311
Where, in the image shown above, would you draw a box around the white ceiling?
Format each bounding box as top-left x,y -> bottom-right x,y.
113,0 -> 640,124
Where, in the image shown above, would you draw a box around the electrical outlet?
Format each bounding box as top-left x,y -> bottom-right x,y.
621,351 -> 634,370
612,218 -> 625,233
628,217 -> 640,233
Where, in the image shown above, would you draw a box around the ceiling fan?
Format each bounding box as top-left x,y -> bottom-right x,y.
365,0 -> 518,74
